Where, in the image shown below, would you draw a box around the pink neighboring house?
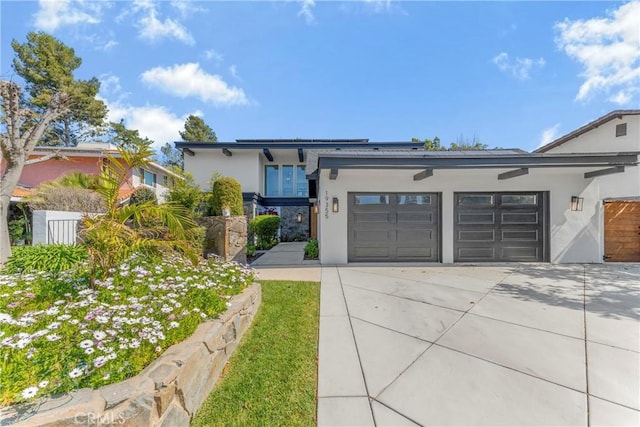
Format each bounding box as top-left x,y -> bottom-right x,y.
1,142 -> 178,202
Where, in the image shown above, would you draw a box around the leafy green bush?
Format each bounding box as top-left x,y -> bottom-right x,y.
210,177 -> 243,216
3,244 -> 88,274
129,186 -> 157,205
249,215 -> 281,250
246,243 -> 256,257
304,239 -> 319,259
165,171 -> 203,215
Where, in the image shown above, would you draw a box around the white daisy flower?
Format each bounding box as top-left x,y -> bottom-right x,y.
84,347 -> 95,355
93,356 -> 107,368
38,380 -> 49,388
46,334 -> 61,342
79,340 -> 94,349
21,386 -> 39,399
69,368 -> 83,378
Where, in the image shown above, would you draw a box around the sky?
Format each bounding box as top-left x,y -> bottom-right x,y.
1,0 -> 639,153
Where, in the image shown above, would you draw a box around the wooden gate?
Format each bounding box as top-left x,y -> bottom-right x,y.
604,201 -> 640,262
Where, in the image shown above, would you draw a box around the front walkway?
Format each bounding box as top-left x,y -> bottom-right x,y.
251,242 -> 321,281
317,264 -> 640,426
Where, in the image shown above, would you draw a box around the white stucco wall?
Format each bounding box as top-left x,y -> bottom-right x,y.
544,115 -> 640,154
185,150 -> 260,193
32,210 -> 85,245
184,148 -> 307,196
318,167 -> 610,265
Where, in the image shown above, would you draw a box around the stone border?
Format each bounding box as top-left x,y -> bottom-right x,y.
6,284 -> 261,427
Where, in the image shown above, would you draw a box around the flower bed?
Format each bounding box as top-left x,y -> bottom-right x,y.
0,254 -> 255,407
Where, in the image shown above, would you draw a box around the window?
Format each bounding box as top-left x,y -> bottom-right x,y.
265,165 -> 279,196
264,165 -> 308,197
163,175 -> 168,186
616,123 -> 627,137
501,194 -> 537,205
140,168 -> 157,187
458,195 -> 494,206
355,195 -> 390,205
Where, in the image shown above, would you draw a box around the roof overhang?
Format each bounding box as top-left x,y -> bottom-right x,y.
316,152 -> 639,180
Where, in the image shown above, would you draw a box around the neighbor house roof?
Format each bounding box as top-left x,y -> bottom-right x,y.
535,110 -> 640,153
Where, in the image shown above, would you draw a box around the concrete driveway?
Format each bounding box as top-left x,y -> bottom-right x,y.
317,264 -> 640,426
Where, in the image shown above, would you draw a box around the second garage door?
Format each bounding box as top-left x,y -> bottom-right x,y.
348,193 -> 440,262
454,192 -> 548,262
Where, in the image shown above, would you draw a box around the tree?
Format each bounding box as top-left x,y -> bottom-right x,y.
160,142 -> 183,169
0,81 -> 70,263
179,115 -> 217,142
11,32 -> 107,146
448,133 -> 488,151
164,169 -> 203,215
413,134 -> 489,151
108,120 -> 153,151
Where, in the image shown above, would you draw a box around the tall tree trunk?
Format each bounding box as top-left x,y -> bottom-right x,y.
0,158 -> 24,263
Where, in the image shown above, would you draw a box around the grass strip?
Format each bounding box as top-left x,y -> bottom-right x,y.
192,280 -> 320,427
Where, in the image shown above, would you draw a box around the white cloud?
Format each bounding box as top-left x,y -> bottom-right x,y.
229,65 -> 241,80
170,0 -> 205,18
365,0 -> 392,13
132,0 -> 194,45
555,1 -> 640,105
141,63 -> 249,106
493,52 -> 546,80
298,0 -> 315,24
34,0 -> 102,31
538,123 -> 561,148
203,49 -> 224,63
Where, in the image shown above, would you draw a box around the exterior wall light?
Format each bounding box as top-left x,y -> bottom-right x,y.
312,205 -> 318,214
296,213 -> 303,223
332,197 -> 339,213
570,196 -> 584,211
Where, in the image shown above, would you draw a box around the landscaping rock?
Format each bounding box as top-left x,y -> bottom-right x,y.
157,401 -> 190,427
153,383 -> 176,419
105,393 -> 155,427
174,345 -> 211,415
148,363 -> 180,391
12,389 -> 105,427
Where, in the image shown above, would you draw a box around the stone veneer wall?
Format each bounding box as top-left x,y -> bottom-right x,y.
8,284 -> 261,427
279,206 -> 309,242
197,216 -> 247,264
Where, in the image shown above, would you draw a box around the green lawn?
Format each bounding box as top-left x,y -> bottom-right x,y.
192,280 -> 320,427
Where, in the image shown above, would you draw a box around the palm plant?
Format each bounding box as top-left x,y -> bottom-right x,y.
79,141 -> 200,277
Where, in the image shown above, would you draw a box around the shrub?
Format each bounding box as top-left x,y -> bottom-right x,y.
129,186 -> 157,205
246,242 -> 256,257
27,187 -> 106,213
2,244 -> 88,274
165,171 -> 203,215
304,239 -> 319,259
210,177 -> 243,216
249,215 -> 281,250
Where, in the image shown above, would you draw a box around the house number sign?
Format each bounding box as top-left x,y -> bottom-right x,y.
324,190 -> 329,219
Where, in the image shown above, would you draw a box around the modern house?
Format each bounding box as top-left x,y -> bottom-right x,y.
5,142 -> 178,203
179,110 -> 640,264
176,139 -> 423,241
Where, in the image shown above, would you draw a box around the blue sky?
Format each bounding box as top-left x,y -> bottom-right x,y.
1,1 -> 639,153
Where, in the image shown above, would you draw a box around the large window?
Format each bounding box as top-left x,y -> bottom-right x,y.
140,168 -> 157,187
264,164 -> 308,197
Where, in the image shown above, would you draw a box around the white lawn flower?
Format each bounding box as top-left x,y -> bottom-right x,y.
93,331 -> 107,340
69,368 -> 83,378
38,380 -> 49,388
79,340 -> 94,349
107,352 -> 117,360
93,356 -> 107,368
102,373 -> 110,380
85,347 -> 95,355
96,315 -> 109,324
46,334 -> 61,342
16,338 -> 31,348
21,386 -> 39,399
47,322 -> 61,330
155,346 -> 162,353
169,321 -> 179,329
129,339 -> 140,349
148,337 -> 157,344
26,348 -> 36,359
57,314 -> 71,321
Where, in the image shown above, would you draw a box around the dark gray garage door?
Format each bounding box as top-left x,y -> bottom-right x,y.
348,193 -> 440,262
454,192 -> 548,262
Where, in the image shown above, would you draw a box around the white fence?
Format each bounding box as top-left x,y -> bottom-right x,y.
32,210 -> 84,245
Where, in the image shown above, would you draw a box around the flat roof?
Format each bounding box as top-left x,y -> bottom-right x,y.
175,141 -> 424,150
